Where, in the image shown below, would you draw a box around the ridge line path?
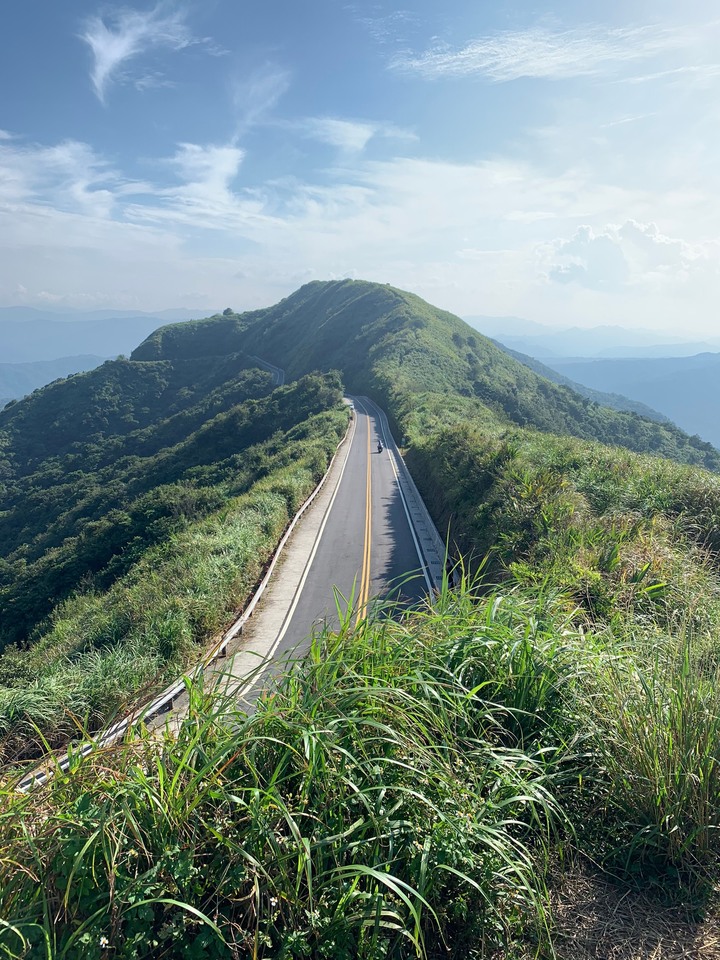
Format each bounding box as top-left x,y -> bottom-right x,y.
163,395 -> 444,720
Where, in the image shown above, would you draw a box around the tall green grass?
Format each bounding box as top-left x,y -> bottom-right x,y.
2,578 -> 720,956
0,584 -> 584,959
0,418 -> 347,763
584,630 -> 720,891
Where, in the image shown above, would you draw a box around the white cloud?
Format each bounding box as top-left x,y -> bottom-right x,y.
391,23 -> 695,82
297,117 -> 417,153
80,3 -> 196,103
347,7 -> 418,46
304,118 -> 379,152
2,130 -> 720,330
231,64 -> 292,130
544,220 -> 720,291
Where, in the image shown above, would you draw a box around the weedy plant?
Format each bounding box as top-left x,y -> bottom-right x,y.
584,628 -> 720,895
3,574 -> 720,958
0,579 -> 585,960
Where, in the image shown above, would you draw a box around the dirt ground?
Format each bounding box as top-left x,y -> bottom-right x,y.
547,865 -> 720,959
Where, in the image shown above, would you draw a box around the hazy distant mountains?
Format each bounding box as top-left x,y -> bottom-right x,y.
0,306 -> 208,405
494,343 -> 670,425
0,356 -> 107,409
0,309 -> 207,363
0,306 -> 202,324
466,315 -> 720,450
466,315 -> 718,359
545,355 -> 720,450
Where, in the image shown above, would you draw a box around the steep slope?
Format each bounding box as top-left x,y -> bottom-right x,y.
134,279 -> 720,470
546,353 -> 720,449
0,355 -> 106,406
0,345 -> 347,754
494,341 -> 670,423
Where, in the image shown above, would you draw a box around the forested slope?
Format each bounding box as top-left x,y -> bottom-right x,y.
0,349 -> 347,756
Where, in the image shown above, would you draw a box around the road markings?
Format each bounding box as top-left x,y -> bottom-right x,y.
356,405 -> 373,624
360,396 -> 435,595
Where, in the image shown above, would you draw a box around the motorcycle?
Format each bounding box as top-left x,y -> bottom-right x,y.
377,441 -> 383,453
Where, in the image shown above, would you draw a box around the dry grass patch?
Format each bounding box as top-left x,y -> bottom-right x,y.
549,865 -> 720,960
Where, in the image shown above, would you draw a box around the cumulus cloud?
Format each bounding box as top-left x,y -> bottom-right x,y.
392,23 -> 693,82
80,3 -> 197,103
547,225 -> 630,290
545,220 -> 719,291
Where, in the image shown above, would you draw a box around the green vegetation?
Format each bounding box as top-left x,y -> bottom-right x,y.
134,280 -> 720,470
407,422 -> 720,624
3,279 -> 720,956
0,358 -> 347,756
3,578 -> 720,957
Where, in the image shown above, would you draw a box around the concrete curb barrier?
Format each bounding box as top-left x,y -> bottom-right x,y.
18,405 -> 354,791
358,396 -> 445,592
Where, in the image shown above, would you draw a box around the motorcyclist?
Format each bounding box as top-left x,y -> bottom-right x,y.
377,440 -> 383,453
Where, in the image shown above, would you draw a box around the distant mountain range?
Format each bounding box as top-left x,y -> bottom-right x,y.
0,356 -> 107,409
0,306 -> 206,324
464,315 -> 720,449
465,315 -> 719,359
545,354 -> 720,450
494,343 -> 670,424
0,314 -> 199,363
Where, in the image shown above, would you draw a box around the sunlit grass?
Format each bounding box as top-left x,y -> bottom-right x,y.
0,581 -> 583,959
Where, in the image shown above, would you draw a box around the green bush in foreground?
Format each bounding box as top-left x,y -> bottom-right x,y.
4,578 -> 719,957
1,584 -> 580,959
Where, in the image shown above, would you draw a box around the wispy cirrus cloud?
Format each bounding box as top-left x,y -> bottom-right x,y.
391,23 -> 694,83
80,3 -> 198,103
346,6 -> 418,46
297,117 -> 417,153
231,64 -> 292,130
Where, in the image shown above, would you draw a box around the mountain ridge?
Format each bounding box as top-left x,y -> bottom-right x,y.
134,279 -> 720,470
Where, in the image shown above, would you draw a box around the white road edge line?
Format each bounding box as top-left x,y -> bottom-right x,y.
362,397 -> 435,595
226,398 -> 361,701
18,398 -> 355,791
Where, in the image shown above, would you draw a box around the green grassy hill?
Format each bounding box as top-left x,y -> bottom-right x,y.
3,279 -> 720,957
0,350 -> 347,756
134,279 -> 720,470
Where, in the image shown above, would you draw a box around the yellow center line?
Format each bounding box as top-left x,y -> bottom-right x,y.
356,415 -> 372,625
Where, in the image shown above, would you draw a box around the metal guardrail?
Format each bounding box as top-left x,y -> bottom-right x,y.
249,356 -> 285,386
18,379 -> 442,790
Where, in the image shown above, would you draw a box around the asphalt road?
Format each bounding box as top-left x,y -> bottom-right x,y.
225,396 -> 431,703
284,397 -> 426,639
20,397 -> 436,787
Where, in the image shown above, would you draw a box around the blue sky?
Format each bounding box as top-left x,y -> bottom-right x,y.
1,0 -> 719,331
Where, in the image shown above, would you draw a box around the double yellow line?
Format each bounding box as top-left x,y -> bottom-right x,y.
355,415 -> 373,625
